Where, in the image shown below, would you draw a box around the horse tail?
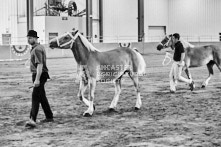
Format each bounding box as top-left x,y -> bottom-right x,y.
132,49 -> 146,75
212,45 -> 221,71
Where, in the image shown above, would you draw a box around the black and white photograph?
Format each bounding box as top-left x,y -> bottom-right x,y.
1,0 -> 221,146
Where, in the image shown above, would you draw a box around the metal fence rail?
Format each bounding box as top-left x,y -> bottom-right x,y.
0,35 -> 220,45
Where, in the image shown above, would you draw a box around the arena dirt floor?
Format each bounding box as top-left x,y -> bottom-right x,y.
1,52 -> 221,147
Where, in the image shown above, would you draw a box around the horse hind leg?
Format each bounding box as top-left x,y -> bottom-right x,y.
215,62 -> 221,72
109,78 -> 122,111
184,67 -> 196,89
128,72 -> 141,110
202,61 -> 215,88
184,67 -> 192,80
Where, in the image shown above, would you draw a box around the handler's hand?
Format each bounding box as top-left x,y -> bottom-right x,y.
178,61 -> 185,67
34,80 -> 40,87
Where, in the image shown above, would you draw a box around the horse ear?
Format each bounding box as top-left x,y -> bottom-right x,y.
72,28 -> 79,33
119,42 -> 131,48
74,30 -> 79,35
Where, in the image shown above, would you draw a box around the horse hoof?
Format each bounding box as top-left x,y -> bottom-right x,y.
170,90 -> 176,93
83,113 -> 92,117
108,108 -> 116,112
134,107 -> 140,110
201,85 -> 206,88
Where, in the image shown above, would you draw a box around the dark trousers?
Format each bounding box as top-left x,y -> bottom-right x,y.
30,72 -> 53,122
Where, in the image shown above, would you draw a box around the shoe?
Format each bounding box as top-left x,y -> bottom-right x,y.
189,81 -> 194,91
40,118 -> 54,123
25,119 -> 37,128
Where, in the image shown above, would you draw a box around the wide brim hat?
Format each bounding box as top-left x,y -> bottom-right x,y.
27,30 -> 39,38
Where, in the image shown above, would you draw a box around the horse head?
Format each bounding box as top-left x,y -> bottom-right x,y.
156,34 -> 174,51
49,30 -> 78,49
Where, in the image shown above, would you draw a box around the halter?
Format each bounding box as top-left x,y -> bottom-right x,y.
56,32 -> 79,48
164,35 -> 172,47
159,35 -> 171,48
158,42 -> 164,47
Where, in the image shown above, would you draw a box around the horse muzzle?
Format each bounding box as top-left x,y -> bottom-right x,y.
49,44 -> 55,49
49,40 -> 58,49
157,44 -> 163,51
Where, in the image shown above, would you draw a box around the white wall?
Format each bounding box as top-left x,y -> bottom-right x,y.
1,0 -> 221,44
34,16 -> 46,44
168,0 -> 221,41
16,16 -> 86,44
144,0 -> 168,41
17,17 -> 28,45
45,16 -> 86,43
16,16 -> 46,45
103,0 -> 137,42
102,0 -> 169,42
0,0 -> 19,44
91,0 -> 99,43
17,0 -> 26,17
145,0 -> 168,26
34,0 -> 46,16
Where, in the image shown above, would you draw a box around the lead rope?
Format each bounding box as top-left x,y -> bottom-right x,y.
162,52 -> 172,66
25,58 -> 30,68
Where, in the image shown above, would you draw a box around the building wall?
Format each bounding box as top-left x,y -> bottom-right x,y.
103,0 -> 138,42
1,0 -> 221,44
16,16 -> 47,45
17,17 -> 28,45
144,0 -> 169,41
17,0 -> 27,17
168,0 -> 221,41
102,0 -> 169,42
0,0 -> 19,44
45,16 -> 86,44
16,16 -> 86,44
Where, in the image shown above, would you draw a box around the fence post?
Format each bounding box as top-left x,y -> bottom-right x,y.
10,45 -> 12,60
142,33 -> 145,54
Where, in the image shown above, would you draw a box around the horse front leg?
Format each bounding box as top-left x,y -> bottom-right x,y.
184,67 -> 192,80
83,78 -> 96,117
77,78 -> 90,106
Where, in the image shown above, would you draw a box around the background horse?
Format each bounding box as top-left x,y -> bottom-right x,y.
157,35 -> 221,88
49,30 -> 146,116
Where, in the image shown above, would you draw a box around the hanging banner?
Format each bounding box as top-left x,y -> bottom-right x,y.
11,45 -> 30,56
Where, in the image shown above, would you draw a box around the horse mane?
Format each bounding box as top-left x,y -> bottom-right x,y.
179,37 -> 195,48
77,33 -> 100,52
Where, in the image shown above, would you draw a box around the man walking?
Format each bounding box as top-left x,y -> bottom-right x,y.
25,30 -> 53,128
169,33 -> 194,93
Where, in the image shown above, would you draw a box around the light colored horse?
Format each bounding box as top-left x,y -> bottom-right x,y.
157,35 -> 221,88
49,30 -> 146,116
